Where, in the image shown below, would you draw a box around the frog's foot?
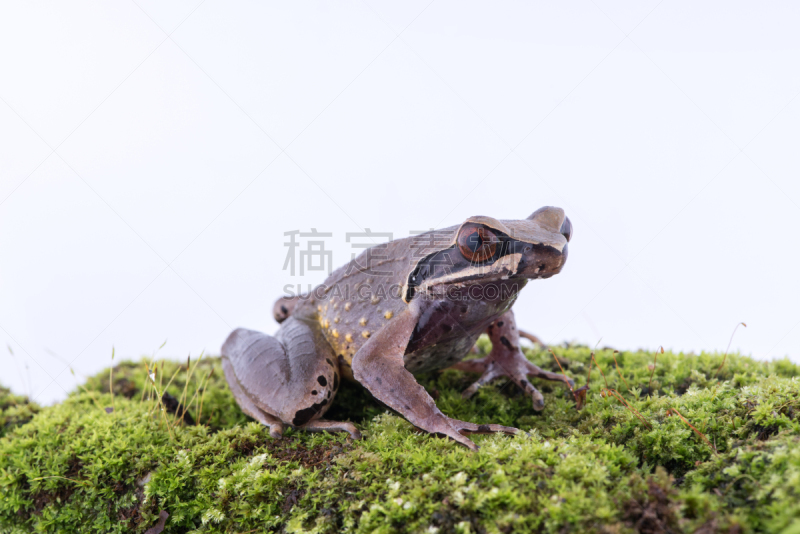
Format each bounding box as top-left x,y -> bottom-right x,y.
445,419 -> 519,436
418,418 -> 519,450
412,415 -> 519,450
454,311 -> 574,411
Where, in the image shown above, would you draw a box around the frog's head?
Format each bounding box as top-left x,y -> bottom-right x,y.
403,207 -> 571,302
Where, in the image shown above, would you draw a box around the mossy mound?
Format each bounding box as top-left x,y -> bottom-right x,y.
1,343 -> 799,533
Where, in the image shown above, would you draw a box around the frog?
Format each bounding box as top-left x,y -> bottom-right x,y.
221,206 -> 574,450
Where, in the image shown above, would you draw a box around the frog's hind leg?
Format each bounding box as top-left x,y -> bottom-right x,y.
221,321 -> 359,439
453,311 -> 574,411
222,357 -> 285,438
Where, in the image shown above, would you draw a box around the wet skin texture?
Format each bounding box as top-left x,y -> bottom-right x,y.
222,207 -> 574,450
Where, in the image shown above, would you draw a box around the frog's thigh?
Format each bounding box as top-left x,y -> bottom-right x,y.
222,357 -> 284,438
221,321 -> 346,434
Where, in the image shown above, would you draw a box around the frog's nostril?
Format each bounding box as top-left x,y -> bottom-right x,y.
560,217 -> 572,242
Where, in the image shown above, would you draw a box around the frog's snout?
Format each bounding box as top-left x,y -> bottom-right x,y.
560,216 -> 572,243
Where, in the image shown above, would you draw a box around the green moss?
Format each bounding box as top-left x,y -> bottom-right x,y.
0,385 -> 40,439
0,344 -> 798,533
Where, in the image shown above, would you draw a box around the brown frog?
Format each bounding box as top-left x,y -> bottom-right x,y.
222,207 -> 574,450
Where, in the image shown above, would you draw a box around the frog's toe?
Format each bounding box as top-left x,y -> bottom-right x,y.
268,422 -> 285,438
523,360 -> 575,391
303,419 -> 362,440
421,418 -> 484,450
530,389 -> 545,411
460,365 -> 503,400
428,426 -> 479,450
450,418 -> 520,436
449,432 -> 480,451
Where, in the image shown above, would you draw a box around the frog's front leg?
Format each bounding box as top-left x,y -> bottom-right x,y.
352,303 -> 518,451
453,310 -> 574,411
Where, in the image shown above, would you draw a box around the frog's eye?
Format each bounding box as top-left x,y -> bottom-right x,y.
457,225 -> 498,263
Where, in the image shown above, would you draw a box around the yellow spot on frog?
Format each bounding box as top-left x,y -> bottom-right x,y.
332,329 -> 339,339
323,319 -> 330,329
371,296 -> 380,305
317,305 -> 322,312
384,310 -> 393,320
334,316 -> 340,323
362,330 -> 370,339
345,333 -> 353,343
359,317 -> 367,326
344,302 -> 352,311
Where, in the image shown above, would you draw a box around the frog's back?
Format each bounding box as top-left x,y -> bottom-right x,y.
293,237 -> 417,371
292,228 -> 479,375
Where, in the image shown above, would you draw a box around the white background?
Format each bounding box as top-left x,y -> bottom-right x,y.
1,1 -> 799,405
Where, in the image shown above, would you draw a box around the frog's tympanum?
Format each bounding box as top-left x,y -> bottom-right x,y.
222,207 -> 574,450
